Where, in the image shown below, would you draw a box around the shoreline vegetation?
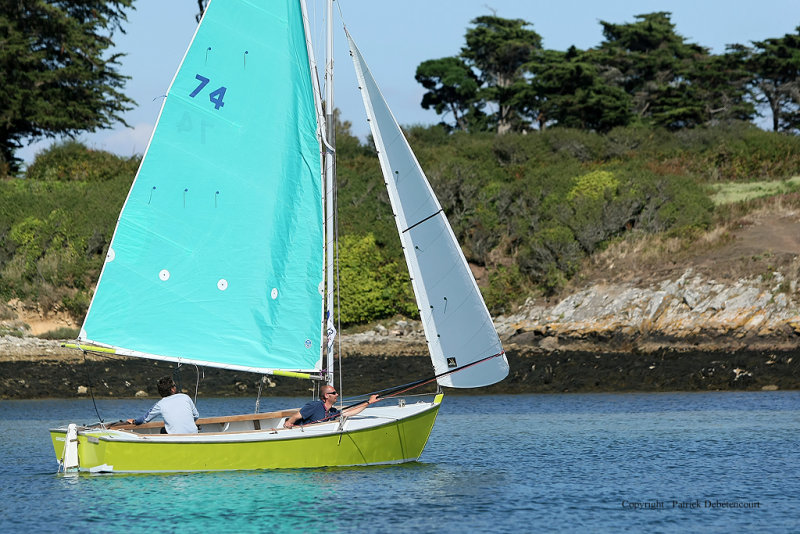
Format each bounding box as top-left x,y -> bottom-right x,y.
3,11 -> 800,399
4,126 -> 800,333
3,120 -> 800,401
3,213 -> 800,398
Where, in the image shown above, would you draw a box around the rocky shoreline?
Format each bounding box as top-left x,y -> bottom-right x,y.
1,337 -> 798,400
497,269 -> 800,353
2,268 -> 799,399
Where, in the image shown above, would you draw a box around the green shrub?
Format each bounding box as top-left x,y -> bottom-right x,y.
62,290 -> 92,319
0,326 -> 24,338
482,264 -> 529,315
540,127 -> 607,163
406,123 -> 451,148
336,233 -> 417,325
0,145 -> 134,317
36,327 -> 80,340
26,141 -> 140,182
518,226 -> 582,293
602,124 -> 670,159
667,123 -> 800,182
2,209 -> 89,290
567,170 -> 619,201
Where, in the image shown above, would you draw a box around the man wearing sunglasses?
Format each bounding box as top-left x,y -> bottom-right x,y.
283,385 -> 379,429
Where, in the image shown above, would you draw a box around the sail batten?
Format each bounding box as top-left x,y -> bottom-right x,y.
347,33 -> 509,388
81,0 -> 325,373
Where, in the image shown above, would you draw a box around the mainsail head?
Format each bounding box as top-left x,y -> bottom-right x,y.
347,32 -> 509,388
80,0 -> 325,374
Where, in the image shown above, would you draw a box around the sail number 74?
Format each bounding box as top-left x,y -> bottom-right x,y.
190,74 -> 226,110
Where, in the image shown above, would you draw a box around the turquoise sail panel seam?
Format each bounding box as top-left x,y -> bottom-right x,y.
82,0 -> 324,372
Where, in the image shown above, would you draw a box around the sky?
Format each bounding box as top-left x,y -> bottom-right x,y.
16,0 -> 800,163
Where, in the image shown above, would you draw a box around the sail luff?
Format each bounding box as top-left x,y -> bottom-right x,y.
347,33 -> 508,388
78,7 -> 211,343
299,0 -> 326,126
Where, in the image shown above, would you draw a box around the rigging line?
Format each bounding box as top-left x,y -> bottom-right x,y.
323,351 -> 506,418
71,347 -> 201,401
173,363 -> 183,394
193,363 -> 201,405
82,350 -> 104,427
395,351 -> 506,397
335,224 -> 343,402
343,379 -> 429,401
312,0 -> 325,101
335,0 -> 347,29
402,209 -> 443,233
255,374 -> 265,414
333,112 -> 343,404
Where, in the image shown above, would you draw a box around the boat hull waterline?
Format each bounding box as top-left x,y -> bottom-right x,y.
51,395 -> 442,472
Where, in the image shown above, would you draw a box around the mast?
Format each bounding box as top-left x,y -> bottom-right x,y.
324,0 -> 336,385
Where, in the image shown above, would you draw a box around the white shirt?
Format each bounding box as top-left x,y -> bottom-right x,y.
140,393 -> 199,434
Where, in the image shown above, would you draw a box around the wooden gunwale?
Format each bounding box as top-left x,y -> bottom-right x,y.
103,408 -> 301,431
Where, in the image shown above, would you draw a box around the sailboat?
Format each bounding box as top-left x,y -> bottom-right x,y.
50,0 -> 508,473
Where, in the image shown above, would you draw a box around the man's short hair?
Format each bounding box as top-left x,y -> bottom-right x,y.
157,376 -> 175,397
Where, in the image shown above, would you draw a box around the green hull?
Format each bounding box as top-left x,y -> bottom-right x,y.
51,395 -> 442,472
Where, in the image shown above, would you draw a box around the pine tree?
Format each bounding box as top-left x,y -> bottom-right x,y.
0,0 -> 134,172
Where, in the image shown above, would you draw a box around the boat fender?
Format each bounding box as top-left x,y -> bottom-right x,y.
61,424 -> 80,473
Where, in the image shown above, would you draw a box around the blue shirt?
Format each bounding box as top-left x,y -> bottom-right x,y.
298,400 -> 340,425
135,393 -> 199,434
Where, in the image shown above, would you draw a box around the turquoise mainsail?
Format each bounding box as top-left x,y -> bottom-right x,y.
81,0 -> 324,373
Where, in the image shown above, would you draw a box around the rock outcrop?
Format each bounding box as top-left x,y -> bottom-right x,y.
2,267 -> 799,398
496,269 -> 799,353
3,268 -> 798,361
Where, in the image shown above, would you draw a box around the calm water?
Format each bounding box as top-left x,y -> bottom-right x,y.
1,392 -> 798,533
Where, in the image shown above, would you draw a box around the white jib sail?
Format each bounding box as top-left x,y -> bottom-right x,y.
347,33 -> 509,388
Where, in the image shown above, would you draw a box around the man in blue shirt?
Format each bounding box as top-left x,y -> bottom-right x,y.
283,384 -> 378,428
127,376 -> 199,434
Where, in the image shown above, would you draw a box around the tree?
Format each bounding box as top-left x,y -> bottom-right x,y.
0,0 -> 134,172
529,47 -> 632,131
749,27 -> 800,132
195,0 -> 209,22
415,57 -> 482,131
690,45 -> 755,125
461,16 -> 542,134
597,12 -> 711,129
